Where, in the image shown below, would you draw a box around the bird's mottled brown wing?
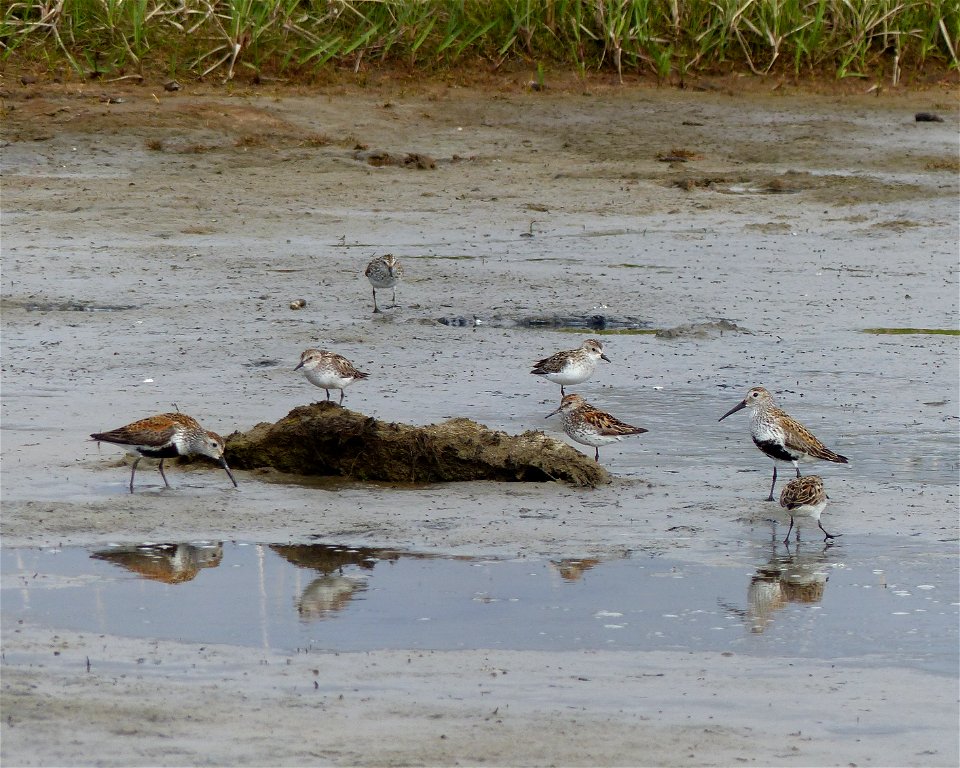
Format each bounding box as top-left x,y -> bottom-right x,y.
91,413 -> 184,448
323,352 -> 369,380
531,350 -> 568,374
583,406 -> 648,437
336,354 -> 370,380
779,476 -> 824,510
781,412 -> 848,463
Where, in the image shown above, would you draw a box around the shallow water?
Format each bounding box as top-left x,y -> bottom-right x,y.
4,536 -> 956,676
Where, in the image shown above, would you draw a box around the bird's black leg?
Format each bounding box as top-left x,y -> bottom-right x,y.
324,389 -> 331,401
372,288 -> 381,314
560,385 -> 566,396
766,465 -> 778,502
782,515 -> 794,546
390,287 -> 397,307
594,448 -> 600,462
129,457 -> 141,494
339,389 -> 345,405
157,458 -> 171,488
819,521 -> 838,541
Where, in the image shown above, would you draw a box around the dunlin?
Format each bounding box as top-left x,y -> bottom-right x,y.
531,339 -> 610,395
364,254 -> 403,313
295,348 -> 369,404
779,475 -> 837,544
719,386 -> 848,501
547,393 -> 647,462
91,413 -> 237,493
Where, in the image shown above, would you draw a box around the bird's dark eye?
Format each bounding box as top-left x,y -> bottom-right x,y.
751,392 -> 759,398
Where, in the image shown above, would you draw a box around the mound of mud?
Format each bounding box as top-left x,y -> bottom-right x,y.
225,402 -> 608,487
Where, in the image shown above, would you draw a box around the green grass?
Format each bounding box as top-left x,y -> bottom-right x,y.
863,327 -> 960,335
2,0 -> 957,82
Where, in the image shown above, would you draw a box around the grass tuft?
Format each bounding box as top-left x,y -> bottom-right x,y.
2,1 -> 956,82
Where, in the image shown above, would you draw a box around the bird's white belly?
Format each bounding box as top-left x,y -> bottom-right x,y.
564,422 -> 621,448
752,418 -> 784,445
789,499 -> 827,522
304,369 -> 351,390
543,361 -> 593,386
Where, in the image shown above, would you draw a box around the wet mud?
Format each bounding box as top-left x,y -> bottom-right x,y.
1,74 -> 958,767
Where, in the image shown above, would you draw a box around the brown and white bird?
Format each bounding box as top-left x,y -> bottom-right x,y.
295,348 -> 369,404
531,339 -> 610,395
91,413 -> 237,493
779,475 -> 837,544
547,393 -> 647,462
719,386 -> 848,501
364,254 -> 403,313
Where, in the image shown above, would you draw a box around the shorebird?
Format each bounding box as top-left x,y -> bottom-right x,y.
295,348 -> 369,404
531,339 -> 610,395
547,393 -> 647,462
779,475 -> 837,544
719,386 -> 848,501
91,413 -> 238,493
364,254 -> 403,313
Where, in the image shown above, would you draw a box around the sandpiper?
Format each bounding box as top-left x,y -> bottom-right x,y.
779,475 -> 837,544
719,386 -> 848,501
546,393 -> 647,462
91,413 -> 238,493
295,348 -> 369,404
364,254 -> 403,313
531,339 -> 610,395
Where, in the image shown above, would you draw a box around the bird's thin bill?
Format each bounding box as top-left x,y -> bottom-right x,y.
220,460 -> 239,488
545,405 -> 562,419
718,400 -> 747,422
294,361 -> 305,371
600,353 -> 611,362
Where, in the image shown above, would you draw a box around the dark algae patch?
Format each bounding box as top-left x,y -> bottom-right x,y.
863,328 -> 960,336
225,402 -> 609,487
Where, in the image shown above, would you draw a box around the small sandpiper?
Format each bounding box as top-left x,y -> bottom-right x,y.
719,386 -> 848,501
295,348 -> 369,404
531,339 -> 610,395
90,413 -> 238,493
779,475 -> 837,544
364,254 -> 403,313
547,393 -> 647,462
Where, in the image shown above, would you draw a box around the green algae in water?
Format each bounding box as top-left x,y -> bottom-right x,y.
557,328 -> 660,335
863,328 -> 959,336
409,255 -> 475,260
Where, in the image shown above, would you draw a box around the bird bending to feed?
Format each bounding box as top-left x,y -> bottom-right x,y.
91,412 -> 237,493
531,339 -> 610,395
719,386 -> 848,501
779,475 -> 837,544
364,253 -> 403,313
547,393 -> 647,462
295,348 -> 369,404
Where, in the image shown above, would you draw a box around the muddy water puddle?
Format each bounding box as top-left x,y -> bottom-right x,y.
3,539 -> 956,674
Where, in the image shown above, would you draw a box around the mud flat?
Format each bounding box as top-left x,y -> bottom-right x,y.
1,75 -> 958,766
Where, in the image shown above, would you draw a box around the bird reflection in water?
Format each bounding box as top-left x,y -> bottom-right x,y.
550,558 -> 602,582
90,542 -> 223,584
270,543 -> 399,621
722,542 -> 834,634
